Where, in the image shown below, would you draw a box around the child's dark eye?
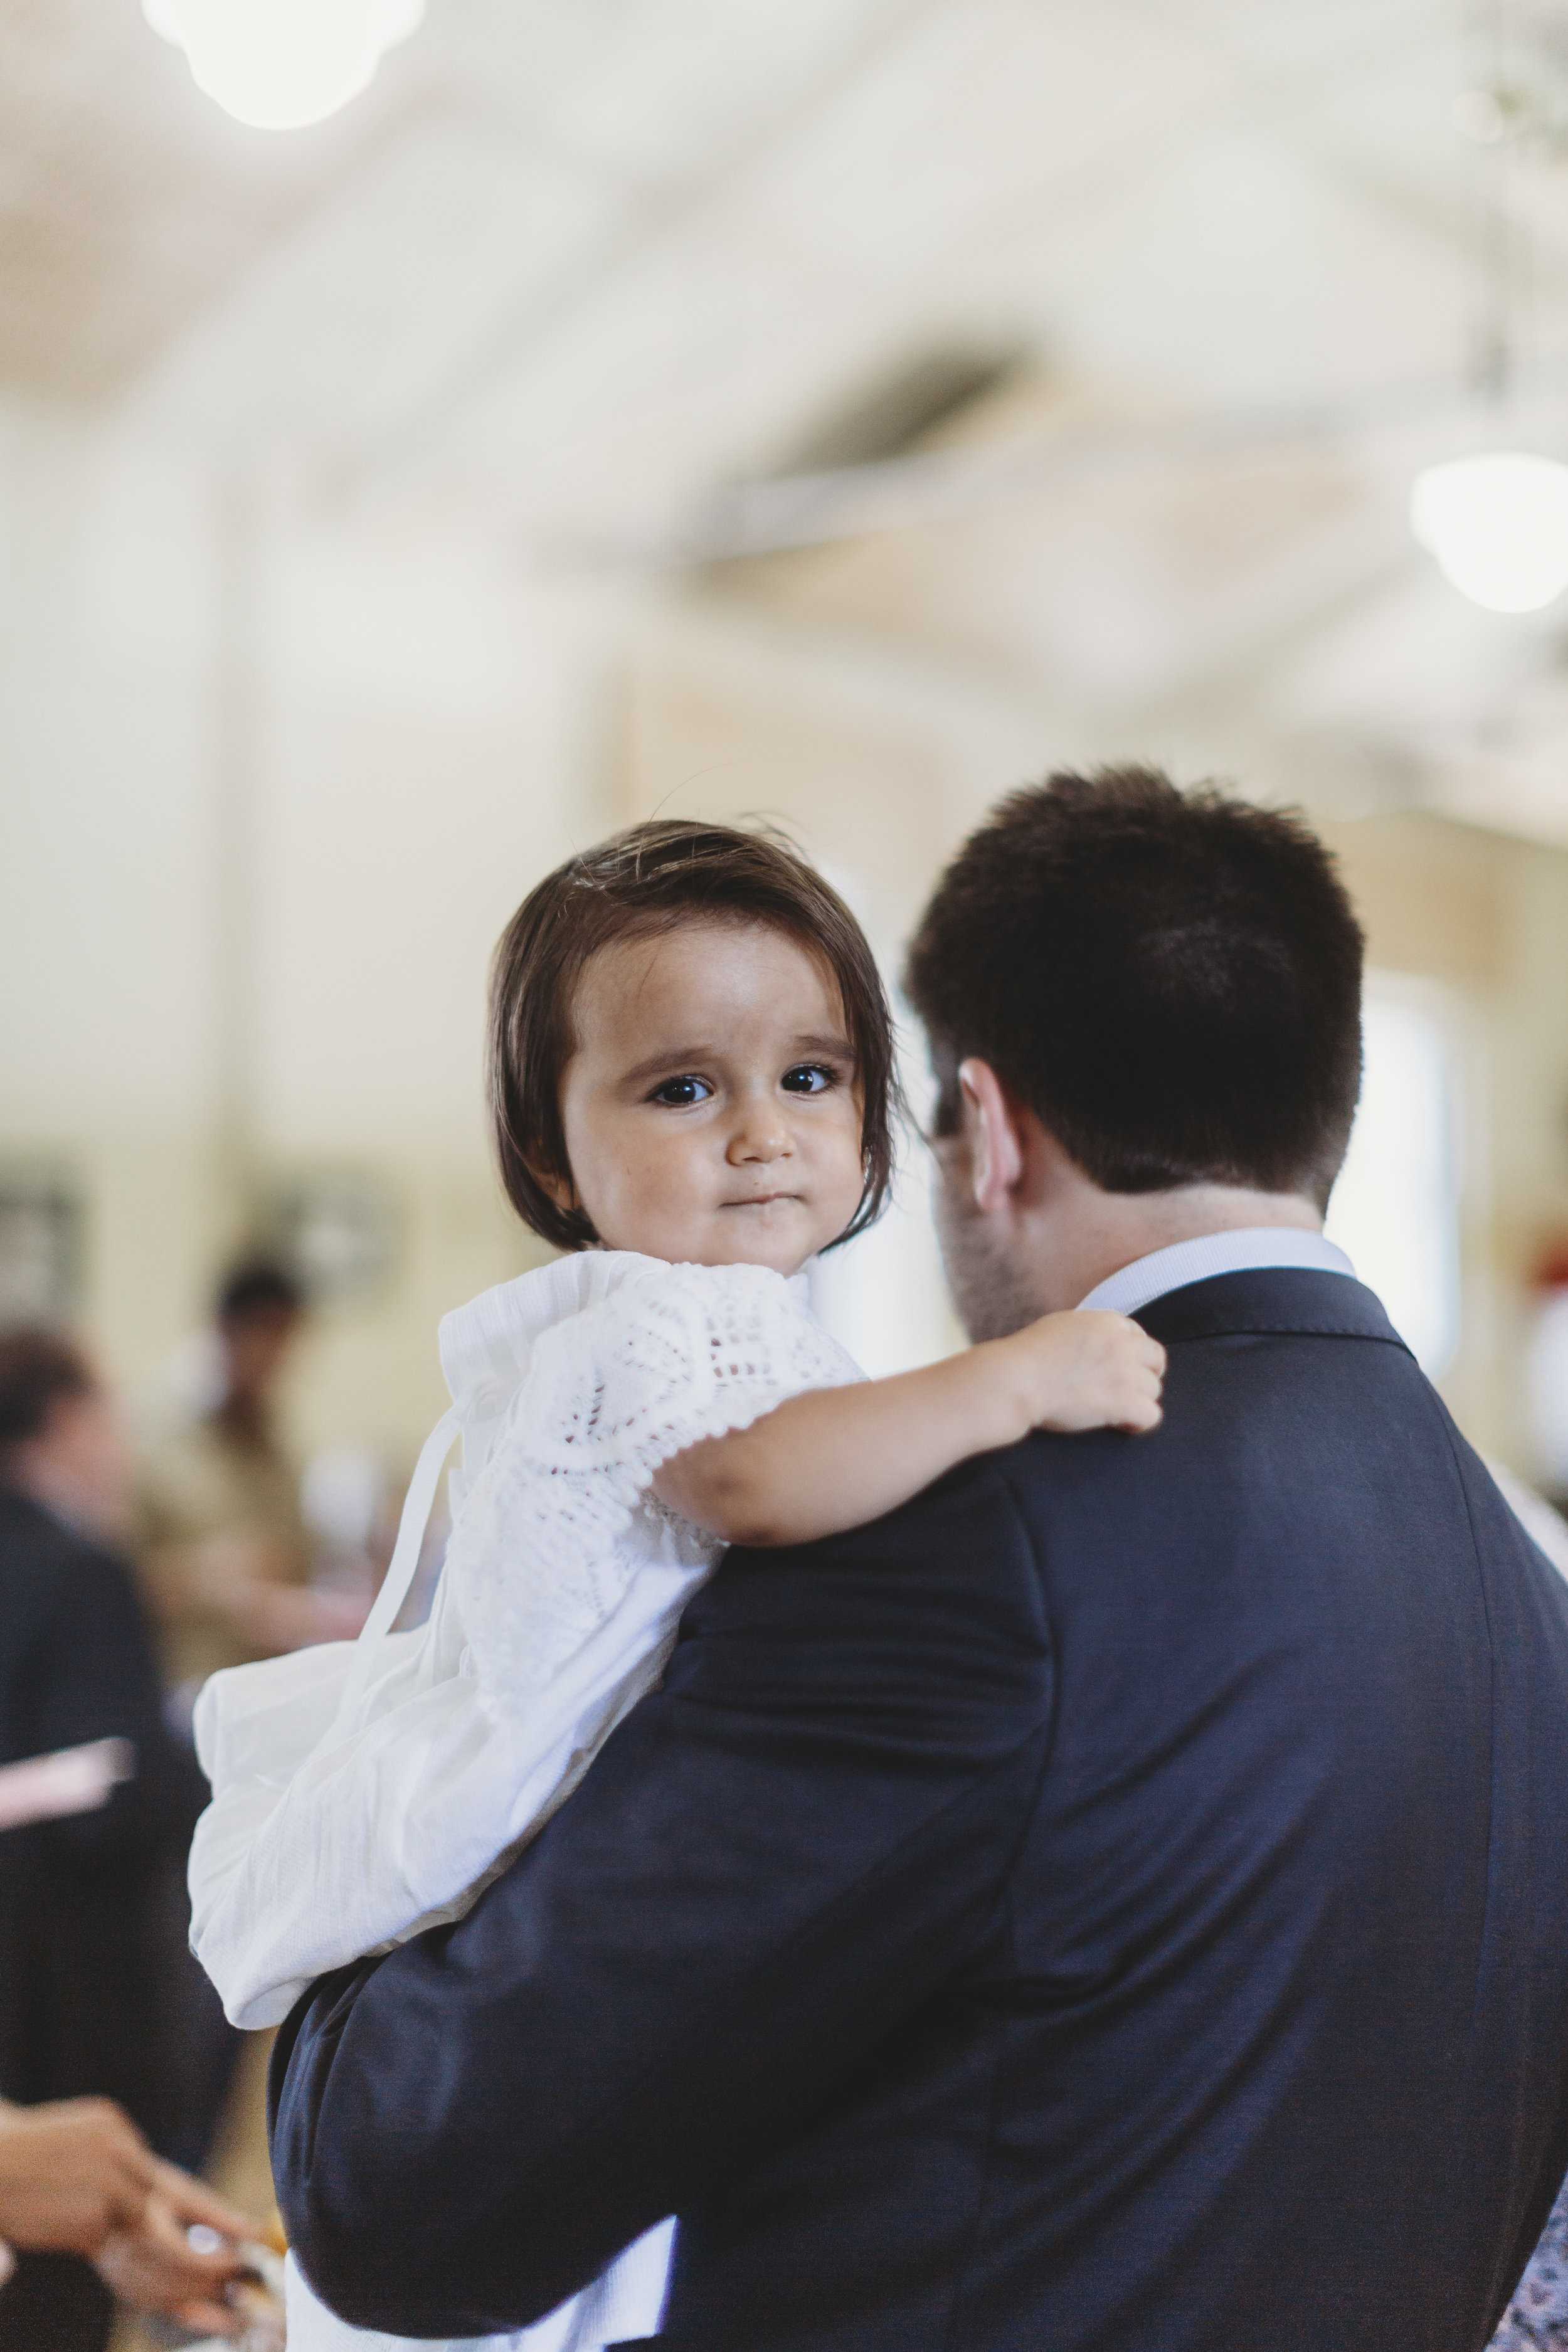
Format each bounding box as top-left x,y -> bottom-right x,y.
649,1076 -> 713,1108
781,1064 -> 837,1096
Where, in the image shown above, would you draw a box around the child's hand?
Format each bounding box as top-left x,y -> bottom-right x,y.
999,1310 -> 1165,1436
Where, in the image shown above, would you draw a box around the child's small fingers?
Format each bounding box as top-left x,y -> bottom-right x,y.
1108,1328 -> 1162,1368
1113,1374 -> 1163,1416
1117,1400 -> 1163,1433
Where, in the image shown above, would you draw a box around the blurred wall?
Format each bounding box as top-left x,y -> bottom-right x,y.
6,398 -> 1568,1485
1322,810 -> 1568,1464
0,400 -> 625,1468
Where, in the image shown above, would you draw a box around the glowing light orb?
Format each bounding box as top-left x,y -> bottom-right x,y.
142,0 -> 424,130
1409,450 -> 1568,613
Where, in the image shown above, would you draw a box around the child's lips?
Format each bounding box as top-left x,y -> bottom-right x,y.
723,1192 -> 798,1210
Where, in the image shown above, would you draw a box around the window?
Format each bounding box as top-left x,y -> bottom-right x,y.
1324,984 -> 1461,1377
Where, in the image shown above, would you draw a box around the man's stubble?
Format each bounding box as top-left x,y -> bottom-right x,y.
930,1142 -> 1053,1345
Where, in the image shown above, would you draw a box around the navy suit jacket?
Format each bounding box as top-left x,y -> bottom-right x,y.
271,1271 -> 1568,2349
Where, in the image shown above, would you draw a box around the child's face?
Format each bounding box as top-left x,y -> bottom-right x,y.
551,919 -> 867,1274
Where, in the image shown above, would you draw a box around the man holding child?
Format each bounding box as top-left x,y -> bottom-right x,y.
271,766 -> 1568,2350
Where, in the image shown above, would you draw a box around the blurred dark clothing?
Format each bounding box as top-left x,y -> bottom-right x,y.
0,2256 -> 111,2352
0,1488 -> 225,2352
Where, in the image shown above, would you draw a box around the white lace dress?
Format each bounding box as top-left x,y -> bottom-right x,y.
187,1250 -> 862,2352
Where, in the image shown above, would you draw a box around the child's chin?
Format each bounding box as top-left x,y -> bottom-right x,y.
687,1226 -> 815,1277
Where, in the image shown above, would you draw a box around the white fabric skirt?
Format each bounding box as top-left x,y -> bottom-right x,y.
283,2222 -> 675,2352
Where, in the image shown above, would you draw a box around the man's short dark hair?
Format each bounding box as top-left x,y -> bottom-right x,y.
0,1325 -> 93,1455
487,819 -> 898,1255
216,1260 -> 305,1328
904,765 -> 1364,1208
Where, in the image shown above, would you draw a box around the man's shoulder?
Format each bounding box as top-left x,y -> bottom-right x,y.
677,1449 -> 1054,1735
714,1444 -> 1042,1593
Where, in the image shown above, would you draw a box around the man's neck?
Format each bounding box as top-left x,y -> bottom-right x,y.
934,1101 -> 1328,1335
1013,1185 -> 1322,1318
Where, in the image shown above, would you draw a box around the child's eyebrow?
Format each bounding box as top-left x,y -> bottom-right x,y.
618,1033 -> 855,1086
619,1045 -> 721,1084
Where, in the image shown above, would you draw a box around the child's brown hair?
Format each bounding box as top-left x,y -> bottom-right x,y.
487,820 -> 898,1253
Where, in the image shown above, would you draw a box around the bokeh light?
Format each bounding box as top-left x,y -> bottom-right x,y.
1410,450 -> 1568,614
141,0 -> 424,130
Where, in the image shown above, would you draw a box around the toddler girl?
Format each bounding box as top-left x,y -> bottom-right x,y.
188,820 -> 1164,2352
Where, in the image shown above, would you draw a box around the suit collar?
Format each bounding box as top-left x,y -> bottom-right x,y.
1078,1226 -> 1353,1317
1133,1267 -> 1409,1352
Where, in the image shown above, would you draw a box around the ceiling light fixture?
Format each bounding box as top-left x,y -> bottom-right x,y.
142,0 -> 424,130
1411,452 -> 1568,612
1410,0 -> 1568,613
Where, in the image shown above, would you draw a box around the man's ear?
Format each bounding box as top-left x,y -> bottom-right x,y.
957,1059 -> 1025,1214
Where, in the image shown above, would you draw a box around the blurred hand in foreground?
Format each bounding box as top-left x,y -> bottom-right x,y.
0,2098 -> 257,2332
94,2161 -> 257,2335
0,2098 -> 156,2255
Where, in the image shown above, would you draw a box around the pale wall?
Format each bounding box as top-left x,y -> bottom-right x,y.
0,399 -> 628,1473
7,406 -> 1568,1488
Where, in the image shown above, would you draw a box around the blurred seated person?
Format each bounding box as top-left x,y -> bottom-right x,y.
0,2094 -> 255,2345
0,1330 -> 241,2351
135,1261 -> 360,1695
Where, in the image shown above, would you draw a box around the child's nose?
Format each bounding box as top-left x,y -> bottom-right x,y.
726,1108 -> 792,1164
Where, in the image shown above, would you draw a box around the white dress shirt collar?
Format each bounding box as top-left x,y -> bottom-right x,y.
1078,1226 -> 1355,1318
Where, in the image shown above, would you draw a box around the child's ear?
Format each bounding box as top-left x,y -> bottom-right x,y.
529,1159 -> 579,1216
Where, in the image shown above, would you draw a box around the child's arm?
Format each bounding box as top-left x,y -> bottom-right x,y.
652,1310 -> 1165,1549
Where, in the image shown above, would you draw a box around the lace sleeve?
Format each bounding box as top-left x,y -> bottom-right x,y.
445,1259 -> 861,1719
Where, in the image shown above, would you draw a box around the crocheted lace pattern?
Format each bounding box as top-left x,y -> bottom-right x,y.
445,1256 -> 861,1717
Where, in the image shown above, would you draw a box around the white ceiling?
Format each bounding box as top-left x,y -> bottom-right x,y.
9,0 -> 1568,839
106,0 -> 1502,497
